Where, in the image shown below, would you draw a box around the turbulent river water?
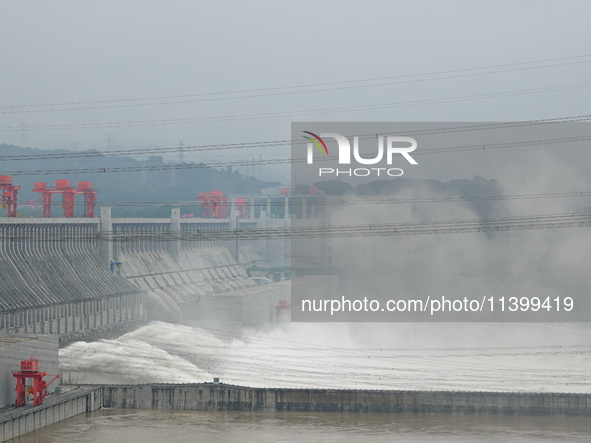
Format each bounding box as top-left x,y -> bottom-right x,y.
44,321 -> 591,441
59,321 -> 591,392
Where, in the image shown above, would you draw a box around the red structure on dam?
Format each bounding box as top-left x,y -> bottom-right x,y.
12,357 -> 59,407
197,191 -> 228,218
33,180 -> 98,217
0,175 -> 20,217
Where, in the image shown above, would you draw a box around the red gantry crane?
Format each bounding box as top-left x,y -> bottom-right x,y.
12,357 -> 60,407
33,180 -> 98,218
77,181 -> 98,217
197,191 -> 228,218
0,175 -> 20,217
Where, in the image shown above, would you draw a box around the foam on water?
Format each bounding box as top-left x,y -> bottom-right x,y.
60,321 -> 591,392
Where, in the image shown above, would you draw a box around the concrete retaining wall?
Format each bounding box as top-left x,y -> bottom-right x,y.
102,384 -> 591,416
0,387 -> 102,443
1,383 -> 589,442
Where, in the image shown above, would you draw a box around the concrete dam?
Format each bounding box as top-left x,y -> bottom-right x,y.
0,206 -> 291,345
1,203 -> 591,442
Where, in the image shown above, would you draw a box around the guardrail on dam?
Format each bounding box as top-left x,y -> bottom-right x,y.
0,207 -> 290,343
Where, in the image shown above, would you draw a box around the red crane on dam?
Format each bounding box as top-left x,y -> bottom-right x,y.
197,191 -> 228,218
77,181 -> 98,217
12,357 -> 59,407
0,175 -> 20,217
33,180 -> 98,218
197,191 -> 251,218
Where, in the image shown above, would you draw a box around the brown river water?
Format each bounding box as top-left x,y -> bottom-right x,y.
7,409 -> 591,443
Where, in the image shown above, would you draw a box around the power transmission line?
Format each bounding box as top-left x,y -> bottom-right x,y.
2,54 -> 589,113
2,82 -> 590,133
5,211 -> 591,241
18,123 -> 28,145
0,116 -> 590,164
139,161 -> 148,184
18,189 -> 591,209
177,141 -> 185,163
3,132 -> 591,176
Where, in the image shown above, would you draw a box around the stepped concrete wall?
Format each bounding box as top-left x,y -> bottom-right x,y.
0,219 -> 147,344
0,206 -> 291,340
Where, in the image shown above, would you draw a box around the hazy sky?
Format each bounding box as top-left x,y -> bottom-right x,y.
2,1 -> 591,182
